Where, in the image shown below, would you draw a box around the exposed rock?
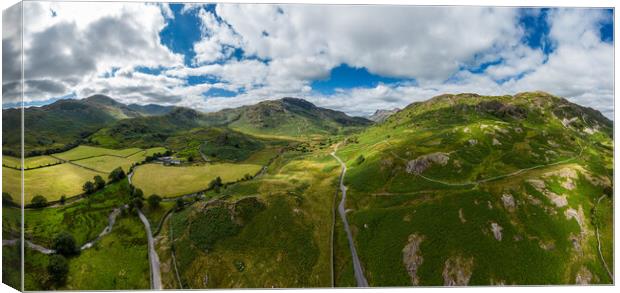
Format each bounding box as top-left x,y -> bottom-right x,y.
463,127 -> 470,133
468,139 -> 478,146
547,140 -> 559,147
458,208 -> 466,223
514,127 -> 523,133
501,194 -> 516,212
492,138 -> 502,146
575,266 -> 592,285
546,191 -> 568,207
561,117 -> 578,128
565,206 -> 590,236
368,108 -> 400,123
406,152 -> 450,174
491,222 -> 503,241
402,234 -> 425,285
442,255 -> 474,286
538,239 -> 555,251
569,233 -> 582,253
544,167 -> 578,190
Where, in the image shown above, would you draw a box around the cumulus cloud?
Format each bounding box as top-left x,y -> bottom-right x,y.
2,3 -> 613,119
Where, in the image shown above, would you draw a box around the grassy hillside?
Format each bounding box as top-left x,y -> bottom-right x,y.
2,95 -> 172,156
333,92 -> 613,285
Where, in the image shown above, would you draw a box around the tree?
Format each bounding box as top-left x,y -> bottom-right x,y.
2,192 -> 14,206
147,194 -> 162,208
30,195 -> 48,208
52,232 -> 78,256
209,176 -> 223,192
132,188 -> 144,199
132,197 -> 144,210
83,181 -> 95,194
175,198 -> 184,210
47,254 -> 69,285
108,167 -> 126,183
93,175 -> 106,190
59,195 -> 66,205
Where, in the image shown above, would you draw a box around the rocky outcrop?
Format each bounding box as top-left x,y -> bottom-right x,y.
402,234 -> 425,285
442,255 -> 474,286
406,152 -> 450,174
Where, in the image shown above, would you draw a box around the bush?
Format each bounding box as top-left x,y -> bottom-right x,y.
355,155 -> 365,165
47,254 -> 69,285
132,188 -> 144,199
189,206 -> 240,250
175,198 -> 185,210
59,195 -> 66,205
30,195 -> 48,208
52,232 -> 78,256
147,194 -> 162,208
132,197 -> 144,210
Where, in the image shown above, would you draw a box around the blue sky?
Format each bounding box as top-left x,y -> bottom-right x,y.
2,3 -> 614,117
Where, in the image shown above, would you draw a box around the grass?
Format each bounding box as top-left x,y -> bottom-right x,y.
3,155 -> 61,169
132,163 -> 262,197
54,145 -> 142,161
4,164 -> 103,203
62,215 -> 150,290
24,180 -> 132,247
72,155 -> 134,173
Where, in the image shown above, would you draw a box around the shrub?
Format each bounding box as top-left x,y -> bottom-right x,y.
2,192 -> 14,206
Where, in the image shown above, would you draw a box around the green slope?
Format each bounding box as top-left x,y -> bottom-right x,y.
334,91 -> 613,286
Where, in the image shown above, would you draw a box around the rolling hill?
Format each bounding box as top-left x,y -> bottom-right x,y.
332,91 -> 613,285
2,95 -> 174,156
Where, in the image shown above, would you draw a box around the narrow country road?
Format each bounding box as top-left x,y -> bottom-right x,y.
137,208 -> 163,290
331,144 -> 369,287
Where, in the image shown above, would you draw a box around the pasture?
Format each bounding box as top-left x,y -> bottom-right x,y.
11,164 -> 102,202
54,145 -> 142,161
3,155 -> 61,169
132,163 -> 262,197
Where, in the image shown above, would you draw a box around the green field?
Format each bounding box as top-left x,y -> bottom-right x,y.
63,215 -> 150,290
132,163 -> 262,197
24,180 -> 131,247
73,156 -> 134,173
4,164 -> 102,203
3,155 -> 61,169
55,145 -> 142,161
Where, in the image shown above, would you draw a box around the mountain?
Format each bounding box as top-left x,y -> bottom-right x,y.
211,97 -> 372,138
2,94 -> 174,155
334,91 -> 613,285
368,108 -> 400,122
91,97 -> 372,148
127,103 -> 175,116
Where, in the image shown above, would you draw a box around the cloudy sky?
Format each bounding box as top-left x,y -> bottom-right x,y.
1,2 -> 614,118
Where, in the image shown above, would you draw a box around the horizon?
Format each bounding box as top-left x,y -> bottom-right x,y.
2,3 -> 614,119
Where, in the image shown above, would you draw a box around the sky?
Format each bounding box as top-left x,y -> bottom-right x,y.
1,2 -> 614,118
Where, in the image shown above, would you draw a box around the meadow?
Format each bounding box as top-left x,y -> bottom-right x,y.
54,145 -> 143,161
131,163 -> 262,197
4,164 -> 102,203
3,155 -> 61,169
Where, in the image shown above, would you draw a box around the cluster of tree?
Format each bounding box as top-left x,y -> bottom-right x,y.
21,139 -> 84,157
82,175 -> 106,195
143,150 -> 172,163
127,185 -> 145,211
47,232 -> 79,286
108,167 -> 126,183
2,192 -> 17,207
30,195 -> 49,208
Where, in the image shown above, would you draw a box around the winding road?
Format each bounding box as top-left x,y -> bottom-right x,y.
137,208 -> 163,290
331,144 -> 369,287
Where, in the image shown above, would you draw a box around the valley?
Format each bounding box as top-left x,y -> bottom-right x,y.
1,91 -> 614,289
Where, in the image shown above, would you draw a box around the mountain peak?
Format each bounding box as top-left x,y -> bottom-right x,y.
83,94 -> 120,105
